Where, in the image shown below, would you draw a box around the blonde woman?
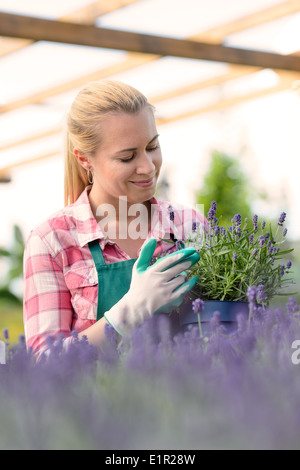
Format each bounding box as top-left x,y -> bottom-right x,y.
23,80 -> 207,358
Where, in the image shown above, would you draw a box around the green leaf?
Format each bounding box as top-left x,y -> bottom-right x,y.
215,249 -> 232,257
274,248 -> 294,256
0,248 -> 11,257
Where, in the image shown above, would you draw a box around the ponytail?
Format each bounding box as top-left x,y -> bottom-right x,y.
64,132 -> 88,206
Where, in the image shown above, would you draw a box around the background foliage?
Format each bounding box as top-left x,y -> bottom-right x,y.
196,150 -> 252,227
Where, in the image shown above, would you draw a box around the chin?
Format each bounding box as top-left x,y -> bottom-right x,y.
129,188 -> 156,204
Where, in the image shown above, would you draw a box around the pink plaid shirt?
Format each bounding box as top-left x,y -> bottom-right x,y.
23,186 -> 207,357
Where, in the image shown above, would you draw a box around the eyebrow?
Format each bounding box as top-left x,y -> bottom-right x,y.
115,134 -> 160,154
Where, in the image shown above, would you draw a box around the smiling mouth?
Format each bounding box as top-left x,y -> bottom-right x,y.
130,176 -> 155,186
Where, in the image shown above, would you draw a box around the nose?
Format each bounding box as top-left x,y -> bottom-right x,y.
136,151 -> 156,175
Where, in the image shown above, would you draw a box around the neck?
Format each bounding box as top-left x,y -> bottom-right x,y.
88,185 -> 152,239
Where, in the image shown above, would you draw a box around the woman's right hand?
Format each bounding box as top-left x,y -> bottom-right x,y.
104,238 -> 199,336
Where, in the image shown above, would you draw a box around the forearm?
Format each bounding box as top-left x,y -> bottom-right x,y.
78,316 -> 120,349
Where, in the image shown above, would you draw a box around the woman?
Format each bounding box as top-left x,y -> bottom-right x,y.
23,80 -> 207,357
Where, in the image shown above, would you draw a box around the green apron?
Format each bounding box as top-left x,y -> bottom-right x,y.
88,239 -> 137,321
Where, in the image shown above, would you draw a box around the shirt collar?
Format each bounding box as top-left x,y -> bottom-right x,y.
72,187 -> 176,248
73,186 -> 106,248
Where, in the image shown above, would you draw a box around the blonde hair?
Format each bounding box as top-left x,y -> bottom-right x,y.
64,80 -> 154,206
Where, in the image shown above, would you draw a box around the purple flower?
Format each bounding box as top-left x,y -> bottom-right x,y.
277,212 -> 286,227
233,214 -> 241,225
3,328 -> 9,341
253,214 -> 258,232
18,334 -> 26,345
232,253 -> 237,262
259,235 -> 265,248
286,260 -> 292,270
249,233 -> 254,245
283,228 -> 288,237
220,227 -> 226,237
207,201 -> 217,220
168,205 -> 174,221
175,240 -> 184,250
192,221 -> 199,232
286,297 -> 299,314
256,285 -> 266,304
280,265 -> 285,276
247,286 -> 257,303
261,221 -> 266,230
192,298 -> 205,314
214,225 -> 220,236
72,330 -> 79,340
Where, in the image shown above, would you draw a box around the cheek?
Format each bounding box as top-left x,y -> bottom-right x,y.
155,152 -> 163,170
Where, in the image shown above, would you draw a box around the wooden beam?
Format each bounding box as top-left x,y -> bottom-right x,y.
149,66 -> 261,103
0,67 -> 260,149
2,2 -> 300,114
2,66 -> 300,149
0,127 -> 62,152
1,74 -> 297,172
192,0 -> 300,43
0,0 -> 141,58
0,52 -> 156,113
1,13 -> 300,72
0,169 -> 11,183
0,151 -> 60,174
0,75 -> 294,172
156,75 -> 295,125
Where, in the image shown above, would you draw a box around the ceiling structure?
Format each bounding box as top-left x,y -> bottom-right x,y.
0,0 -> 300,183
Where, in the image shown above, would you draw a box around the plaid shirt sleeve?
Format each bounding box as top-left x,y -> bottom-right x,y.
23,229 -> 74,357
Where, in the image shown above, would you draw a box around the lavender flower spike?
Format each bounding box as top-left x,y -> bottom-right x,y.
3,329 -> 9,341
256,285 -> 266,304
207,201 -> 217,220
253,214 -> 258,231
233,214 -> 242,225
247,286 -> 257,303
192,298 -> 205,314
192,221 -> 200,232
277,212 -> 287,227
168,205 -> 175,221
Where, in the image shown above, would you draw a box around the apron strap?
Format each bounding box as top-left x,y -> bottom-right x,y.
88,240 -> 106,268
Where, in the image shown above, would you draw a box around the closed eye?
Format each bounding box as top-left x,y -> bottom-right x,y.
120,145 -> 159,162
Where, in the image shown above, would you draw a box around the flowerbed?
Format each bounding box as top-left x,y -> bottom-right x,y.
1,295 -> 300,450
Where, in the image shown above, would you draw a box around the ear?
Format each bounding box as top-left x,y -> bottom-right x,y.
73,149 -> 91,171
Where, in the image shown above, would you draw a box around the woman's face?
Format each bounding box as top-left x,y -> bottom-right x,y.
90,107 -> 162,206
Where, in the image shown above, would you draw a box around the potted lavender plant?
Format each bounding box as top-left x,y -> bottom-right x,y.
178,201 -> 294,333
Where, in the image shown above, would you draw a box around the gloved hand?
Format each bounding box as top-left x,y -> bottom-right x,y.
104,238 -> 199,336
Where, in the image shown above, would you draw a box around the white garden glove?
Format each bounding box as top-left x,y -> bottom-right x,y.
104,238 -> 199,336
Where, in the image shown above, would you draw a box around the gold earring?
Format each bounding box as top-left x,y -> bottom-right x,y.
87,169 -> 94,185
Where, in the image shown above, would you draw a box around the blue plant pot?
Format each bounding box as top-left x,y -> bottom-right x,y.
179,300 -> 249,334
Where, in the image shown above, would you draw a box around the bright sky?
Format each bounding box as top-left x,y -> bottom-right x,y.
0,0 -> 300,249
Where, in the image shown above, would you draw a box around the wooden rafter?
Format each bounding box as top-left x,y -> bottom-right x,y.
0,151 -> 60,175
156,74 -> 295,125
0,0 -> 140,58
0,73 -> 297,173
1,2 -> 299,115
1,2 -> 300,165
2,65 -> 300,152
1,13 -> 300,72
0,52 -> 156,114
193,0 -> 300,43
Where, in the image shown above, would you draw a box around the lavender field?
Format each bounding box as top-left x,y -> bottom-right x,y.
1,295 -> 300,450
